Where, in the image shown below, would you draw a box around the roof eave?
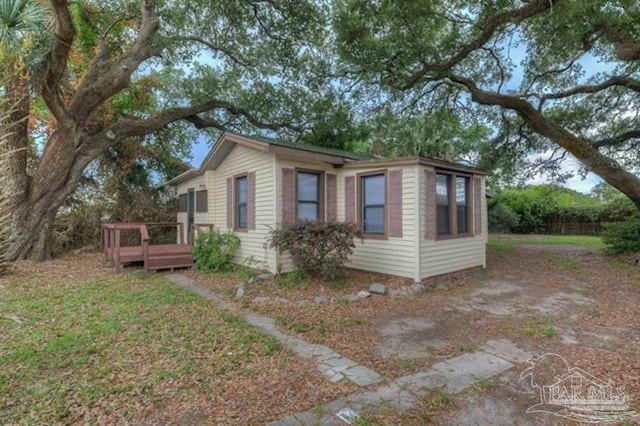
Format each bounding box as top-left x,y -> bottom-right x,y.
267,144 -> 346,165
165,169 -> 201,186
341,156 -> 487,175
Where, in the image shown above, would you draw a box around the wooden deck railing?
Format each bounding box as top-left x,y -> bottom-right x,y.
102,222 -> 190,272
192,223 -> 214,241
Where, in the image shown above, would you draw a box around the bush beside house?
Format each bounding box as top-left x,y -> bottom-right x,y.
193,231 -> 241,272
267,221 -> 362,280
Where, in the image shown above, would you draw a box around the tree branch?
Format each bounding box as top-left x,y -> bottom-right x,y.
81,98 -> 303,155
445,73 -> 640,206
540,75 -> 640,102
593,129 -> 640,148
46,0 -> 75,87
594,20 -> 640,61
40,0 -> 76,122
68,0 -> 161,123
401,0 -> 557,90
184,115 -> 226,131
181,37 -> 253,67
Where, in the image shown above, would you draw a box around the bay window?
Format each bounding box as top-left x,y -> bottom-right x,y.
436,171 -> 470,237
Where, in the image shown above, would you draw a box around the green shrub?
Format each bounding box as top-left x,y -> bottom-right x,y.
193,231 -> 241,272
601,218 -> 640,253
601,197 -> 639,222
488,202 -> 520,232
488,185 -> 639,235
267,221 -> 362,280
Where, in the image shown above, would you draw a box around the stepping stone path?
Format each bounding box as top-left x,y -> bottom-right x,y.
248,273 -> 275,284
234,282 -> 245,299
167,274 -> 532,425
166,274 -> 383,387
369,283 -> 386,295
387,283 -> 427,297
314,295 -> 330,304
269,339 -> 531,426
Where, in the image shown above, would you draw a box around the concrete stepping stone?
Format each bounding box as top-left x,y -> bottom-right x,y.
480,339 -> 532,363
166,273 -> 384,388
269,340 -> 532,426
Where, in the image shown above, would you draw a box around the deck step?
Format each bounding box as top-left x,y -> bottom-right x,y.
149,250 -> 192,258
148,255 -> 193,270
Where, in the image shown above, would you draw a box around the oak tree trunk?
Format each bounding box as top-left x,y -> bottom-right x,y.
10,204 -> 58,262
3,125 -> 81,262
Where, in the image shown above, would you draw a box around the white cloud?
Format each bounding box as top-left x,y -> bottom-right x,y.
526,153 -> 602,194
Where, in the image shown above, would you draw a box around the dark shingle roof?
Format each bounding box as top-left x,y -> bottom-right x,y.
246,134 -> 373,161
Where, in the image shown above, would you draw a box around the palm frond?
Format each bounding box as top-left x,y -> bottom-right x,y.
0,0 -> 51,55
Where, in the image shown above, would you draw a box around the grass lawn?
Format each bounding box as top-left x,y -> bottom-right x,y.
488,234 -> 605,252
0,256 -> 349,424
0,272 -> 276,422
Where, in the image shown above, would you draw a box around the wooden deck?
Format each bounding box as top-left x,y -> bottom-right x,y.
102,223 -> 213,272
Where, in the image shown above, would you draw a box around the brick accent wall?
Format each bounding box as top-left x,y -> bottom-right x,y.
345,175 -> 355,223
425,169 -> 436,240
282,168 -> 295,225
474,176 -> 482,235
226,177 -> 232,229
326,173 -> 337,221
248,172 -> 256,230
388,169 -> 403,237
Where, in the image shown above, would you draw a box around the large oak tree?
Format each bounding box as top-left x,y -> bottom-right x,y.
1,0 -> 337,261
334,0 -> 640,208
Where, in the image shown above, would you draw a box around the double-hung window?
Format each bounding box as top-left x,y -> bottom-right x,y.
456,176 -> 470,234
436,171 -> 470,237
361,173 -> 386,235
436,174 -> 451,236
235,175 -> 248,230
296,171 -> 322,221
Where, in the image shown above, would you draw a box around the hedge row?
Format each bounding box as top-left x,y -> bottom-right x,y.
488,196 -> 638,235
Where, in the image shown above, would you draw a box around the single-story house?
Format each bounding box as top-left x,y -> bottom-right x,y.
167,132 -> 488,283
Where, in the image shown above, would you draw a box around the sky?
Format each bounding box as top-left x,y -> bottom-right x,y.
182,28 -> 613,196
188,135 -> 211,170
526,155 -> 602,194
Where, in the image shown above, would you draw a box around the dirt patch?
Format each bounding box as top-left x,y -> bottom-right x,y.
453,279 -> 594,317
533,291 -> 593,314
375,317 -> 444,360
471,279 -> 524,296
218,236 -> 640,421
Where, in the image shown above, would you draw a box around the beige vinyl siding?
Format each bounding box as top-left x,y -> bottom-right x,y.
213,145 -> 277,272
204,171 -> 216,225
482,176 -> 489,241
337,165 -> 419,280
275,156 -> 335,273
173,142 -> 486,279
419,166 -> 487,279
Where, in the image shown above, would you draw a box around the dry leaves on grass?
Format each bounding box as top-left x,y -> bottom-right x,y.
193,240 -> 640,411
188,268 -> 413,302
1,254 -> 356,424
